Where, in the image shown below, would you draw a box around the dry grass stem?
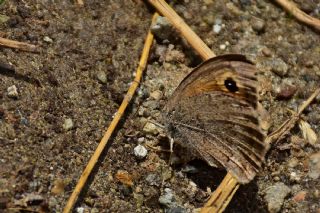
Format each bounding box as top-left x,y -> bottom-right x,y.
62,12 -> 159,213
0,37 -> 38,52
266,88 -> 320,144
275,0 -> 320,31
148,0 -> 215,60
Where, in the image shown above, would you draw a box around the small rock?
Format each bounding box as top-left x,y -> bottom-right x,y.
308,152 -> 320,180
166,206 -> 186,213
251,17 -> 265,33
133,144 -> 148,159
63,118 -> 74,131
143,122 -> 159,135
76,207 -> 84,213
0,14 -> 9,24
292,191 -> 307,202
7,85 -> 18,98
43,36 -> 53,43
146,173 -> 161,186
133,193 -> 144,208
165,45 -> 185,63
275,82 -> 297,99
287,157 -> 299,168
96,71 -> 107,84
271,58 -> 288,77
262,47 -> 272,57
150,90 -> 163,101
264,182 -> 291,213
155,44 -> 167,62
219,44 -> 226,50
213,24 -> 222,34
159,188 -> 175,207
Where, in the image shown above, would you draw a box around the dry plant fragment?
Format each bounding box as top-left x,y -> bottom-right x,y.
76,0 -> 84,6
275,0 -> 320,31
299,120 -> 318,146
63,13 -> 159,213
0,37 -> 38,52
115,170 -> 134,186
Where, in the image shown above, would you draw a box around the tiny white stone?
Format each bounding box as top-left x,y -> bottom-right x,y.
219,44 -> 226,50
76,207 -> 84,213
7,85 -> 18,98
134,144 -> 148,159
43,36 -> 53,43
63,118 -> 74,131
137,137 -> 145,143
213,24 -> 222,34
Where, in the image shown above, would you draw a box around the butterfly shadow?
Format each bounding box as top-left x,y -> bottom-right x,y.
183,160 -> 267,213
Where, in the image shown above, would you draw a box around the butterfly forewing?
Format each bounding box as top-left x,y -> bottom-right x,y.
164,54 -> 268,184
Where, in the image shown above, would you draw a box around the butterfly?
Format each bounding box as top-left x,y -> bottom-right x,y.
164,54 -> 269,183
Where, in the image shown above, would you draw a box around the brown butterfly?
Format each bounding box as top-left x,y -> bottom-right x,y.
164,54 -> 269,184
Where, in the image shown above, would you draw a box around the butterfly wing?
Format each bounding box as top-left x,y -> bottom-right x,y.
164,54 -> 268,184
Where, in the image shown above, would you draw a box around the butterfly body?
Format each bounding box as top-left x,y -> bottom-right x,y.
164,54 -> 268,184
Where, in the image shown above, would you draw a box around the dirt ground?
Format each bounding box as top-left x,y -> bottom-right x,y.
1,0 -> 320,212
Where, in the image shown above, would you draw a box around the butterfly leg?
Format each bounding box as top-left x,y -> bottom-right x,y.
168,137 -> 175,165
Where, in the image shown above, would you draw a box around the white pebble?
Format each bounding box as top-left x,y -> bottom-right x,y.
63,118 -> 74,131
7,85 -> 18,98
219,44 -> 226,50
134,144 -> 148,159
213,24 -> 222,34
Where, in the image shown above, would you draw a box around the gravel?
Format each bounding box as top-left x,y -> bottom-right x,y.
264,182 -> 291,213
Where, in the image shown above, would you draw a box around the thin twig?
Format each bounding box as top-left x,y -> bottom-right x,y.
62,13 -> 159,213
275,0 -> 320,31
0,37 -> 38,52
148,0 -> 215,60
266,88 -> 320,145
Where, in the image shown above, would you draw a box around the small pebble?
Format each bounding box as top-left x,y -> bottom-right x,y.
275,83 -> 297,99
271,58 -> 288,77
96,71 -> 107,83
63,118 -> 74,131
262,47 -> 272,57
308,152 -> 320,180
166,206 -> 186,213
264,182 -> 291,213
143,122 -> 159,135
133,144 -> 148,159
219,44 -> 226,50
7,85 -> 18,98
43,36 -> 53,43
159,188 -> 175,207
251,17 -> 266,33
76,207 -> 84,213
213,24 -> 222,34
150,90 -> 163,101
146,173 -> 161,186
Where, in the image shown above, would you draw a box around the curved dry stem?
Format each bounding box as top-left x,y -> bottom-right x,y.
275,0 -> 320,31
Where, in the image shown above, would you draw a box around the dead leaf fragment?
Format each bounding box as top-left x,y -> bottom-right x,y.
299,120 -> 318,145
115,170 -> 133,186
51,179 -> 68,195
